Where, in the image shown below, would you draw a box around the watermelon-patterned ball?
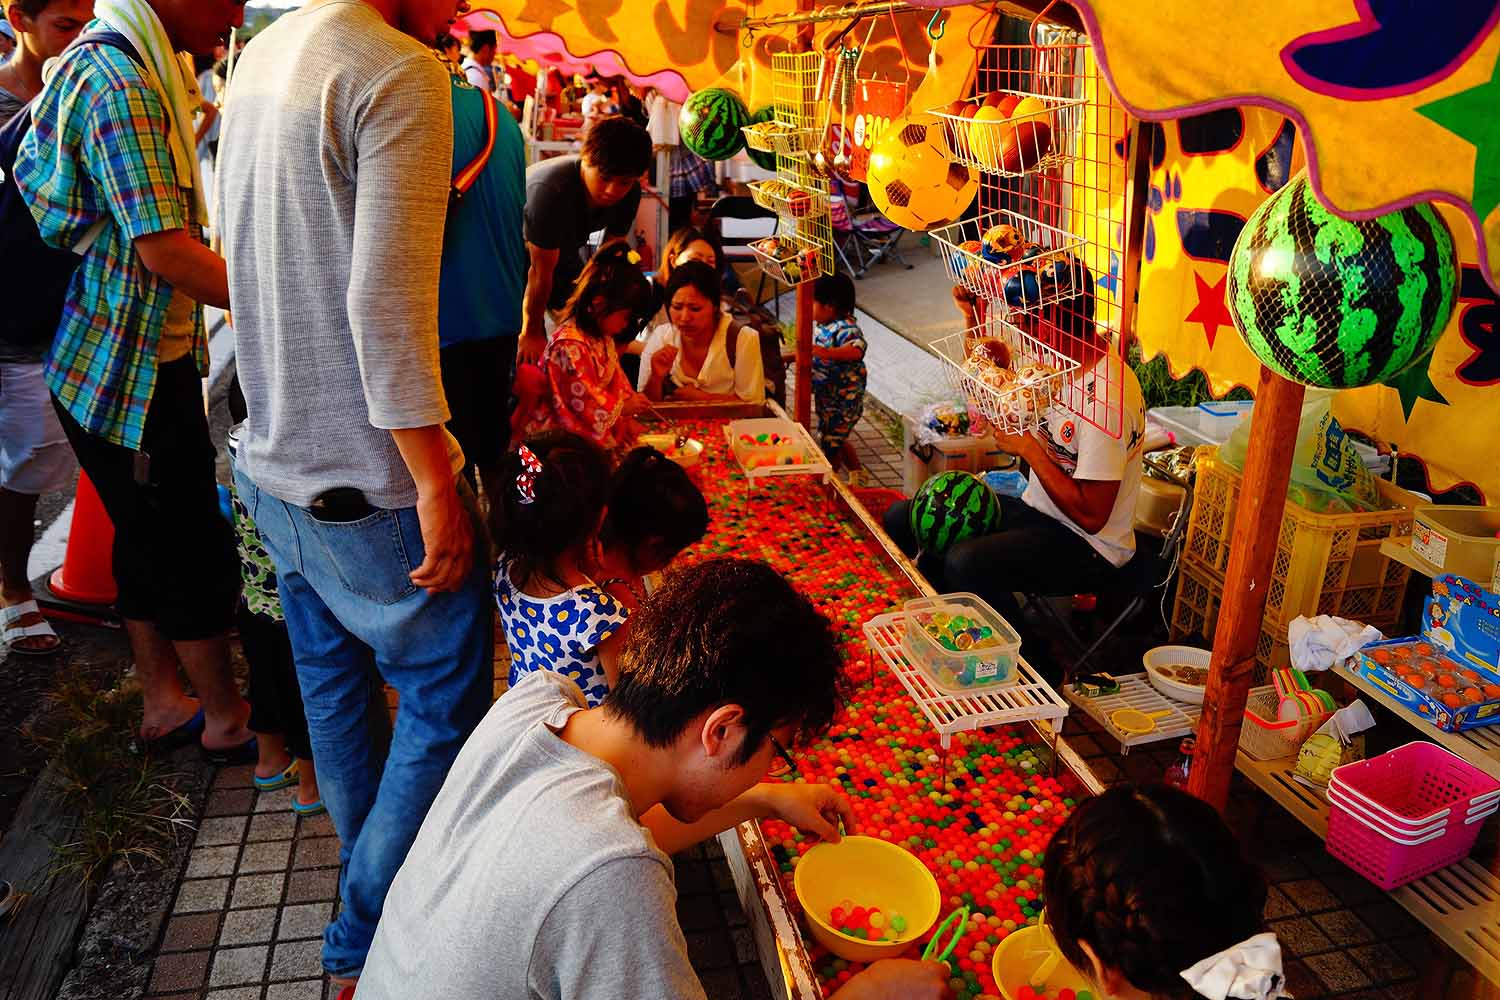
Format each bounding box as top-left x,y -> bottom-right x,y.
746,105 -> 778,171
679,88 -> 750,161
909,471 -> 1002,554
1227,173 -> 1457,389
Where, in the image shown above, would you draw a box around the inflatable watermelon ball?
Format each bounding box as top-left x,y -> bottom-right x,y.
1227,173 -> 1457,389
867,114 -> 978,233
746,105 -> 778,171
909,471 -> 1003,554
680,89 -> 750,162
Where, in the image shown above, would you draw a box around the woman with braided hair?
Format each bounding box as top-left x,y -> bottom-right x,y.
1042,785 -> 1290,1000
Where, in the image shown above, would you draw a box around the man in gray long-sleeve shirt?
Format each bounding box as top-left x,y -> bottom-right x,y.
216,0 -> 492,985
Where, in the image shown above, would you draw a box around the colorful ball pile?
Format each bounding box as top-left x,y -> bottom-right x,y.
673,419 -> 1086,1000
830,901 -> 906,941
1017,987 -> 1092,1000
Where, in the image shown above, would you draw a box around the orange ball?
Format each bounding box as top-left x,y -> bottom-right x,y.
1484,684 -> 1500,700
1462,687 -> 1485,704
1436,674 -> 1458,689
1442,693 -> 1464,709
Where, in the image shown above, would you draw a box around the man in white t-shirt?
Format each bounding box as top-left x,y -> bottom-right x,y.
461,28 -> 502,98
885,294 -> 1146,678
358,558 -> 952,1000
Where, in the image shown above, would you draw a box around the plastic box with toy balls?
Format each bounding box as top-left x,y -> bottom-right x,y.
1350,637 -> 1500,734
723,417 -> 832,482
900,592 -> 1023,695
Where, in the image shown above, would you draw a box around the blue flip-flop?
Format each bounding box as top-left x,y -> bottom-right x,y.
144,707 -> 205,753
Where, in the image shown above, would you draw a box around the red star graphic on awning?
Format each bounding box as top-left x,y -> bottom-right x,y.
1185,269 -> 1235,348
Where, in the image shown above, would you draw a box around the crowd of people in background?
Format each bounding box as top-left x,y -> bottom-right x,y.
0,2 -> 1271,1000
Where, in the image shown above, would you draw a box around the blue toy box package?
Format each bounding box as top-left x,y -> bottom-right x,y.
1350,574 -> 1500,732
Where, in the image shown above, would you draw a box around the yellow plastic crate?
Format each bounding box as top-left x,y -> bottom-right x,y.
1183,448 -> 1417,628
1169,557 -> 1289,685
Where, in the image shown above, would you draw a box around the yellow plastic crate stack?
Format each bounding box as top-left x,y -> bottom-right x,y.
1170,448 -> 1418,682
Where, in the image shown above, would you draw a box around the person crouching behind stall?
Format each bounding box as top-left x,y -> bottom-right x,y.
593,445 -> 710,599
492,432 -> 632,706
1044,784 -> 1288,1000
513,242 -> 655,453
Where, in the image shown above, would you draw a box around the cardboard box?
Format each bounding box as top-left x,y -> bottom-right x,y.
901,418 -> 1014,496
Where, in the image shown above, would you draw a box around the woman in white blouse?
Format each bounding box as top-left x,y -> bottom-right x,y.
638,261 -> 765,403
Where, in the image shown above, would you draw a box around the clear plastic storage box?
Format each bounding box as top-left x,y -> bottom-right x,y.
901,593 -> 1022,695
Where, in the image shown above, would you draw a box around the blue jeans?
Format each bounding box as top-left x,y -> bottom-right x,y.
232,466 -> 493,978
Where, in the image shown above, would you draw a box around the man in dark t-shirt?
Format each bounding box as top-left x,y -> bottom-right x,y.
518,115 -> 651,363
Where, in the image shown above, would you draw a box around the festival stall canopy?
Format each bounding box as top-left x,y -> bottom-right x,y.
459,0 -> 996,111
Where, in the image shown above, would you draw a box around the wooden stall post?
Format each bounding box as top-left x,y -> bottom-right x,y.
1188,367 -> 1306,812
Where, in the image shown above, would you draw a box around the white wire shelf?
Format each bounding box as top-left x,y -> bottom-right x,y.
929,209 -> 1089,312
929,321 -> 1079,435
926,91 -> 1084,176
1062,672 -> 1202,752
864,612 -> 1068,749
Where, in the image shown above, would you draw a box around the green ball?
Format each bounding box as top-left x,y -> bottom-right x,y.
679,88 -> 750,161
909,471 -> 1003,554
747,105 -> 778,171
1227,173 -> 1457,389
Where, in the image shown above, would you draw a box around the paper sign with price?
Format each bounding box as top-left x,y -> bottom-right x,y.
840,79 -> 908,182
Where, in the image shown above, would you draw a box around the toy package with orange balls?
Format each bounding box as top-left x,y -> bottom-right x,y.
1351,574 -> 1500,732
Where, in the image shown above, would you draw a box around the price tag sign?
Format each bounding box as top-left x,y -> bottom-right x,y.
843,79 -> 908,182
1412,522 -> 1449,569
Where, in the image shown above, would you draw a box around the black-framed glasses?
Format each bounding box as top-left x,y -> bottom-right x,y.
767,734 -> 800,780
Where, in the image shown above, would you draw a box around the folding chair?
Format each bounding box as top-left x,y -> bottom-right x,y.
708,195 -> 781,317
840,180 -> 912,277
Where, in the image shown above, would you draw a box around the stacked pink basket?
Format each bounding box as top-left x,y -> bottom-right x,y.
1327,742 -> 1500,890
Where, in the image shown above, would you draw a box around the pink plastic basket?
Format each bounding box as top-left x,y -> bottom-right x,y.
1327,794 -> 1493,890
1329,742 -> 1500,826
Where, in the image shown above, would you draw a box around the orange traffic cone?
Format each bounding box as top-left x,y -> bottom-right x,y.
47,472 -> 117,606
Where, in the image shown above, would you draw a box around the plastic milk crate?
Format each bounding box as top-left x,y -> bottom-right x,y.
1169,556 -> 1291,684
901,418 -> 1014,496
1182,448 -> 1417,628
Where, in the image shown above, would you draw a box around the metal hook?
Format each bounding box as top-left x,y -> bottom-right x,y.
927,9 -> 946,39
824,15 -> 863,51
1029,0 -> 1059,50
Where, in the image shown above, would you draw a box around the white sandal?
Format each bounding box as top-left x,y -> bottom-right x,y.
1,599 -> 61,656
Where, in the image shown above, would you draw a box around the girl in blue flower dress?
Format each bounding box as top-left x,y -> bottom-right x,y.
491,432 -> 631,706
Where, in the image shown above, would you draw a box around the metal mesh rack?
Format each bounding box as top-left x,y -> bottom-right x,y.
929,318 -> 1079,435
928,90 -> 1085,177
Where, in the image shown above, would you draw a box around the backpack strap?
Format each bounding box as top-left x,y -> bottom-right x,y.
725,318 -> 741,368
451,89 -> 498,201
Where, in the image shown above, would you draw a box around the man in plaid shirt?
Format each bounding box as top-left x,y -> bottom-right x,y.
15,0 -> 254,760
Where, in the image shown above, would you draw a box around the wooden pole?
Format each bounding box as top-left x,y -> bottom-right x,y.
793,0 -> 815,429
1188,367 -> 1306,812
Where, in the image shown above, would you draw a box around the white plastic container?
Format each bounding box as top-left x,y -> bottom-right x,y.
901,593 -> 1022,695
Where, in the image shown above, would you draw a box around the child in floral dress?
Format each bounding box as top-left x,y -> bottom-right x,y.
810,273 -> 868,475
515,243 -> 656,454
492,432 -> 632,706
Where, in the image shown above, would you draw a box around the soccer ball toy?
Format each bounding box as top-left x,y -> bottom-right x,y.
1227,173 -> 1457,389
867,114 -> 978,232
680,88 -> 750,161
909,471 -> 1002,554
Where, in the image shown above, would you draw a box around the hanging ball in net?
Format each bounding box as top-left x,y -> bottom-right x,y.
679,88 -> 750,161
746,105 -> 778,171
909,471 -> 1002,554
867,113 -> 978,232
1227,173 -> 1458,389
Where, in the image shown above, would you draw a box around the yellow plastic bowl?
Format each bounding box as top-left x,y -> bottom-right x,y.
792,835 -> 942,963
992,925 -> 1095,1000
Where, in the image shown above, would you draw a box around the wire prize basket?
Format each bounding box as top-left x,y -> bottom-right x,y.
748,179 -> 831,221
929,209 -> 1089,314
927,90 -> 1084,176
742,120 -> 821,157
929,317 -> 1079,435
750,235 -> 822,286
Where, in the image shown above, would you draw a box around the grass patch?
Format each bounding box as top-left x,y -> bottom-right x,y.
1130,345 -> 1253,410
23,678 -> 195,888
